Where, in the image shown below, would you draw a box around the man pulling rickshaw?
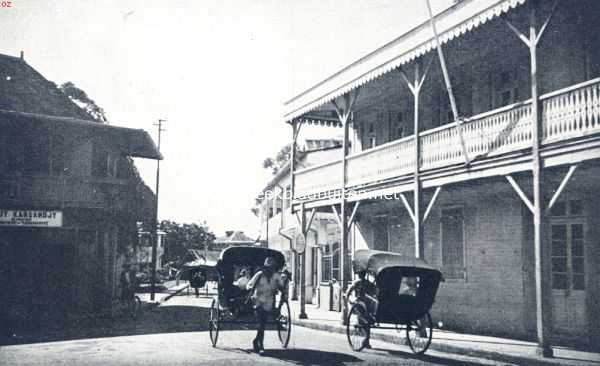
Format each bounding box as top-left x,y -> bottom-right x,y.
208,246 -> 292,354
345,250 -> 443,355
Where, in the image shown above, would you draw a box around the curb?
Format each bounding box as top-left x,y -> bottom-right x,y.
291,319 -> 571,366
160,284 -> 190,303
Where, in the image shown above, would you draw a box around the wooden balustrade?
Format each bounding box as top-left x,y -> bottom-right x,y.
346,136 -> 414,187
293,159 -> 342,199
0,175 -> 133,208
293,78 -> 600,200
542,78 -> 600,142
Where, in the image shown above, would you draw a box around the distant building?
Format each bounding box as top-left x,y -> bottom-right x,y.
212,230 -> 255,251
0,52 -> 161,330
257,139 -> 342,306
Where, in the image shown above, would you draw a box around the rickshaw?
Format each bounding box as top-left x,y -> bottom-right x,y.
345,250 -> 443,354
180,260 -> 218,296
208,246 -> 292,348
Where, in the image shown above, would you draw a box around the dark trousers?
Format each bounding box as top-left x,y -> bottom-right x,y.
254,308 -> 268,345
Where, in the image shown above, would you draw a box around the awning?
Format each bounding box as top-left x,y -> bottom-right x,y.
284,0 -> 527,122
0,109 -> 162,160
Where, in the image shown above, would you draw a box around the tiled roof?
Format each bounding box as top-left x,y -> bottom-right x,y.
0,53 -> 95,120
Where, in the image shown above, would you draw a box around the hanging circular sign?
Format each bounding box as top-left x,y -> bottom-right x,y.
294,232 -> 306,254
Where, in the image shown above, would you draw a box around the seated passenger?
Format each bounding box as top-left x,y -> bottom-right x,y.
234,268 -> 252,290
398,276 -> 418,296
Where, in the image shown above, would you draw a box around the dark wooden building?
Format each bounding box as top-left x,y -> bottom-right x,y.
0,52 -> 161,331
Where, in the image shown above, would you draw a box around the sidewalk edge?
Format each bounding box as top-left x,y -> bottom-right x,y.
292,319 -> 575,366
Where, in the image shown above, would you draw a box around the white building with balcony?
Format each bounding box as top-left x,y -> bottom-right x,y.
283,0 -> 600,353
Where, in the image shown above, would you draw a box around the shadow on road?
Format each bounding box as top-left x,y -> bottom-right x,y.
261,348 -> 363,366
1,304 -> 211,346
377,348 -> 495,366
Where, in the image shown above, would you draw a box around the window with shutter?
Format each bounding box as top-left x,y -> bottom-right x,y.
441,207 -> 465,280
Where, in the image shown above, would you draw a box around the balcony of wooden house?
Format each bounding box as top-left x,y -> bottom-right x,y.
288,0 -> 600,209
0,110 -> 162,211
293,77 -> 600,206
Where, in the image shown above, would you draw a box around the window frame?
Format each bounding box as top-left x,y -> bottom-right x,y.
549,200 -> 586,293
439,205 -> 467,281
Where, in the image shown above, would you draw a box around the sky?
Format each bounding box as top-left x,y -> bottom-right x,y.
0,0 -> 453,238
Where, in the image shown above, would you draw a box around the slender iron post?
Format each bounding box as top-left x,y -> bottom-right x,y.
299,203 -> 307,319
413,62 -> 423,259
150,118 -> 165,301
528,1 -> 553,357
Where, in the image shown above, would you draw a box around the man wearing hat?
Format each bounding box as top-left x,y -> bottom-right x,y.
246,256 -> 285,354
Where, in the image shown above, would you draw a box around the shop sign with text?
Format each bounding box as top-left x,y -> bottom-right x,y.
0,209 -> 63,227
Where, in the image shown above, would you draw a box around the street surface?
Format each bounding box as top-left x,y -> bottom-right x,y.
0,295 -> 514,366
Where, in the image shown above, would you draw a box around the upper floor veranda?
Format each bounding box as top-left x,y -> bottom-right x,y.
286,0 -> 600,207
0,110 -> 161,210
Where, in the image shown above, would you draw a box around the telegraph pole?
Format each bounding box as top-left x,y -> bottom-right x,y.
150,118 -> 166,301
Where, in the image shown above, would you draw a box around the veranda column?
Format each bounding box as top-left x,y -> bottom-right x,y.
529,1 -> 553,357
289,120 -> 298,301
332,91 -> 358,323
340,116 -> 349,290
399,59 -> 431,259
413,62 -> 423,259
503,0 -> 558,356
290,121 -> 297,200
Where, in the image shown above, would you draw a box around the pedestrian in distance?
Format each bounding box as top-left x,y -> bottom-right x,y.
191,270 -> 206,298
120,264 -> 134,301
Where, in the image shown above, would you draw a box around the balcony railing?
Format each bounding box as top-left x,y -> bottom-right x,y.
0,174 -> 134,209
294,77 -> 600,199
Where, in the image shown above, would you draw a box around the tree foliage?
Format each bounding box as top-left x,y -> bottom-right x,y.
59,81 -> 108,123
262,144 -> 291,175
159,220 -> 216,264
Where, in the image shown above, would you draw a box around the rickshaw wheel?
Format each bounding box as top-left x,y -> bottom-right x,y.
277,300 -> 292,348
346,304 -> 369,352
406,312 -> 433,355
209,298 -> 220,347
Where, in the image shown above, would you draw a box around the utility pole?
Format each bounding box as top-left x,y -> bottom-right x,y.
150,118 -> 166,301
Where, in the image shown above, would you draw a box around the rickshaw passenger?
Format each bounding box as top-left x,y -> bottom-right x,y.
246,257 -> 285,354
345,270 -> 378,349
233,268 -> 252,290
399,276 -> 418,296
227,268 -> 252,311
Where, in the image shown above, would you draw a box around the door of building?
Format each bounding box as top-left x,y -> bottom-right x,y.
550,220 -> 587,336
38,241 -> 72,326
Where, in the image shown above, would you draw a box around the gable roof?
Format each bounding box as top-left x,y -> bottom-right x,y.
0,53 -> 95,120
214,231 -> 255,244
0,52 -> 162,160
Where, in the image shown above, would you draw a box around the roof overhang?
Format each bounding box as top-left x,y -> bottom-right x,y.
284,0 -> 527,123
0,109 -> 163,160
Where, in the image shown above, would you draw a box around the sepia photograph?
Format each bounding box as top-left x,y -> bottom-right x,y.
1,0 -> 599,365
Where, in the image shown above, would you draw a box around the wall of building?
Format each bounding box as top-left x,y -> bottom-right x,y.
349,179 -> 529,338
347,163 -> 600,346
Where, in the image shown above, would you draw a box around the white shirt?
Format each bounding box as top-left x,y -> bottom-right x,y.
246,271 -> 284,311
